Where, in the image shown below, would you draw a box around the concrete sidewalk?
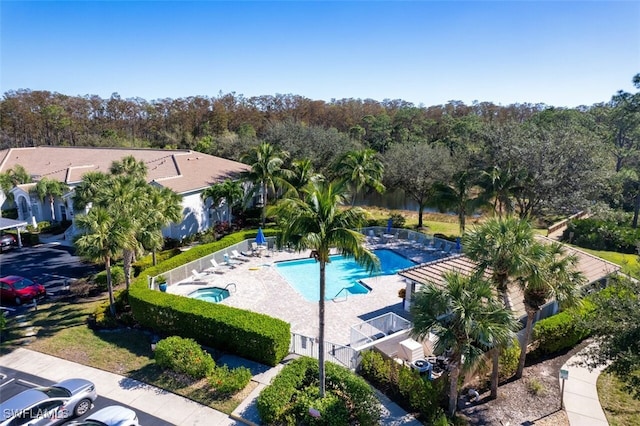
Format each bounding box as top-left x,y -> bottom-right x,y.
561,346 -> 609,426
0,348 -> 238,426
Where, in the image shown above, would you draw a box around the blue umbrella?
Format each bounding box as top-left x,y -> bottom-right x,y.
256,227 -> 266,245
386,218 -> 393,234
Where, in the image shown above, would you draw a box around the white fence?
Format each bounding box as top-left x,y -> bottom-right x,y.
290,333 -> 360,370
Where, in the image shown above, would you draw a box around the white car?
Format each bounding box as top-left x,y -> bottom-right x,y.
65,406 -> 140,426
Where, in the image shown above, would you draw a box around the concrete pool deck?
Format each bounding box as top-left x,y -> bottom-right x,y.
166,242 -> 446,346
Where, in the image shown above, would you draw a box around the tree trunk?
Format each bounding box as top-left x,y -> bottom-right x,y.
123,249 -> 134,291
417,204 -> 424,228
490,347 -> 499,400
632,192 -> 640,229
261,182 -> 267,227
106,257 -> 116,317
516,308 -> 537,378
318,261 -> 326,397
152,250 -> 157,266
49,195 -> 56,221
448,356 -> 461,417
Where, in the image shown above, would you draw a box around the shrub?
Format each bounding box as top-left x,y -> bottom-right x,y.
208,365 -> 252,396
527,378 -> 545,395
132,249 -> 181,276
257,357 -> 380,426
564,218 -> 640,253
532,299 -> 594,356
94,266 -> 125,291
359,350 -> 444,422
389,213 -> 406,229
499,339 -> 521,379
155,336 -> 215,379
91,290 -> 131,329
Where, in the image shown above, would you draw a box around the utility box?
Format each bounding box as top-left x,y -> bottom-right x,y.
398,338 -> 424,363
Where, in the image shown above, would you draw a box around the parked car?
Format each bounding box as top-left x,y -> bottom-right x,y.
0,232 -> 17,252
0,378 -> 97,426
65,405 -> 140,426
0,275 -> 46,305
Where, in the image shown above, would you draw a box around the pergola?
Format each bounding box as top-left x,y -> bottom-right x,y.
0,218 -> 28,248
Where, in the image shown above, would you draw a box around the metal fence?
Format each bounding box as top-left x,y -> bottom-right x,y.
290,333 -> 360,370
350,312 -> 412,348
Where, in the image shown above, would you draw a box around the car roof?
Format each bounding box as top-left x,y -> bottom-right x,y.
54,378 -> 94,394
0,275 -> 24,284
0,389 -> 48,420
87,406 -> 136,423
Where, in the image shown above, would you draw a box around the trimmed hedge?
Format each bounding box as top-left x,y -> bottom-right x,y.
128,229 -> 290,367
257,356 -> 380,425
532,299 -> 595,356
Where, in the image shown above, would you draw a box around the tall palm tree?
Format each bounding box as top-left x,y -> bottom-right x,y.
286,158 -> 323,197
109,155 -> 148,179
74,206 -> 133,316
240,142 -> 291,227
138,186 -> 182,267
0,165 -> 32,214
432,170 -> 487,234
32,177 -> 69,221
269,179 -> 379,397
462,216 -> 541,399
515,242 -> 584,378
480,165 -> 525,218
201,179 -> 244,224
332,148 -> 385,205
411,272 -> 518,417
72,171 -> 110,211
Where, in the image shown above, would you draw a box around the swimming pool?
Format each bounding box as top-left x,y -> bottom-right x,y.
275,249 -> 415,302
188,287 -> 230,303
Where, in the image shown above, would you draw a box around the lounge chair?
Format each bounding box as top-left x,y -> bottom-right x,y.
231,250 -> 250,262
191,269 -> 215,282
204,259 -> 226,274
223,253 -> 241,267
251,242 -> 267,256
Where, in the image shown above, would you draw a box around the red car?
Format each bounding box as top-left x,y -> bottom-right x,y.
0,275 -> 46,305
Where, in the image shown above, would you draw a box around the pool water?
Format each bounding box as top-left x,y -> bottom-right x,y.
188,287 -> 230,303
275,249 -> 415,302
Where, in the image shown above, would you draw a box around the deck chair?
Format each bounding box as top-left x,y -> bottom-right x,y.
231,250 -> 250,262
191,269 -> 215,282
223,252 -> 240,267
204,259 -> 226,274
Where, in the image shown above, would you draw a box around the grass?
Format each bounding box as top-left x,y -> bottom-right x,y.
597,370 -> 640,426
1,298 -> 250,414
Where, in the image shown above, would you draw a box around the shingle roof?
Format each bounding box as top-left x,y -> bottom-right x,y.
0,147 -> 249,194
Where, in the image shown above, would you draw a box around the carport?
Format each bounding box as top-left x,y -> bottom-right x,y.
0,218 -> 28,248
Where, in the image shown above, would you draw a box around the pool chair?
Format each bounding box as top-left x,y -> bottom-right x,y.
223,252 -> 241,267
191,269 -> 216,282
231,250 -> 250,262
367,229 -> 380,244
204,259 -> 226,274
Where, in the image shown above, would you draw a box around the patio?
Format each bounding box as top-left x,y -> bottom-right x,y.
164,233 -> 450,346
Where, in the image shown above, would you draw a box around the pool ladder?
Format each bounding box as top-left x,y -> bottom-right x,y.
333,287 -> 349,301
224,282 -> 237,293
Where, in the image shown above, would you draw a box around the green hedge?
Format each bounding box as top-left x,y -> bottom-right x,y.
257,356 -> 380,425
155,336 -> 216,379
564,218 -> 640,253
128,229 -> 290,367
532,299 -> 595,356
358,350 -> 445,423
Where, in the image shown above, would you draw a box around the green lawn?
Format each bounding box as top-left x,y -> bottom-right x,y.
2,298 -> 250,414
598,371 -> 640,426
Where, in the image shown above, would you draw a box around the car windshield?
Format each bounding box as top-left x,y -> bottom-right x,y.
35,386 -> 71,398
12,279 -> 34,290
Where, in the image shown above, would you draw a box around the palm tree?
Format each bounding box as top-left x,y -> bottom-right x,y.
462,216 -> 540,399
515,242 -> 584,378
138,186 -> 182,267
269,179 -> 379,397
411,272 -> 518,417
240,142 -> 291,227
286,158 -> 323,197
332,148 -> 385,205
480,165 -> 525,218
72,171 -> 110,211
109,155 -> 148,179
32,177 -> 69,221
432,170 -> 487,234
74,206 -> 133,316
201,179 -> 244,224
0,165 -> 32,213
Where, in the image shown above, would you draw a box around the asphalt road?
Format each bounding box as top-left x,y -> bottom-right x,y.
0,244 -> 97,283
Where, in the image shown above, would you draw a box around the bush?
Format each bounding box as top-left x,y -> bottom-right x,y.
155,336 -> 216,379
359,350 -> 444,422
258,357 -> 380,426
94,266 -> 125,291
499,339 -> 521,380
208,365 -> 252,396
389,213 -> 406,229
563,218 -> 640,253
132,249 -> 181,276
91,290 -> 131,329
532,299 -> 594,356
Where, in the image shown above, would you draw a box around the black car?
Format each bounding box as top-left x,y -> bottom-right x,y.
0,232 -> 17,252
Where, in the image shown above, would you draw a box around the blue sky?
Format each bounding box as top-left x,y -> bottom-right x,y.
1,1 -> 638,108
